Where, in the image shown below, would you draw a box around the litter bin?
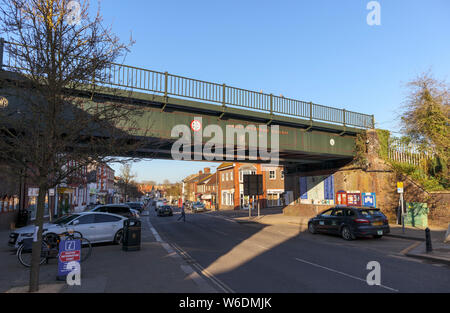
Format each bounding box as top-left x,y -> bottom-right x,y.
122,218 -> 141,251
16,210 -> 30,228
405,202 -> 429,228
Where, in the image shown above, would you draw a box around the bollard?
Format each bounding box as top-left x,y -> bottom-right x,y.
425,228 -> 432,253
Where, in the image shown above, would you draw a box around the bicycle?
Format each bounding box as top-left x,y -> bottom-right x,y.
17,230 -> 92,268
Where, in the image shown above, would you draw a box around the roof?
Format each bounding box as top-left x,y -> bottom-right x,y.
197,174 -> 213,185
206,173 -> 218,185
217,162 -> 234,170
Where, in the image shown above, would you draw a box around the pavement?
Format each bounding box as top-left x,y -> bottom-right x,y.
0,209 -> 211,293
203,208 -> 450,266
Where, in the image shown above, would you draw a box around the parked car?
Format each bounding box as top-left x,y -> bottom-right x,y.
191,201 -> 206,213
8,212 -> 127,249
308,206 -> 390,240
89,204 -> 140,219
155,200 -> 164,211
84,203 -> 98,211
157,205 -> 173,217
125,202 -> 145,213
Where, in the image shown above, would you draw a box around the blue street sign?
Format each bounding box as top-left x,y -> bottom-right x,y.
362,193 -> 376,208
58,239 -> 81,277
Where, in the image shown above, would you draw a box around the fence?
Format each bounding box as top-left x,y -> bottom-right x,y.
387,138 -> 431,167
1,39 -> 375,129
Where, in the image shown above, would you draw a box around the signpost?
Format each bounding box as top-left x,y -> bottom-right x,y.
243,174 -> 263,217
397,182 -> 405,233
57,239 -> 81,282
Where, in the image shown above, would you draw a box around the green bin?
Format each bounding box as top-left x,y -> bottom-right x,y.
404,203 -> 429,228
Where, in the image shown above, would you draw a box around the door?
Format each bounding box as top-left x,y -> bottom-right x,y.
69,214 -> 97,242
94,214 -> 122,242
329,208 -> 346,234
315,209 -> 334,232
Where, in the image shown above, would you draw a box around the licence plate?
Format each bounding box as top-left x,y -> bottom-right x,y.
377,230 -> 383,235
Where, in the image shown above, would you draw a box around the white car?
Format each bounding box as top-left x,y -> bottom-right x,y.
86,204 -> 140,219
8,212 -> 127,249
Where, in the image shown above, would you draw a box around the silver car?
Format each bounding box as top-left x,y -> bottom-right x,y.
8,212 -> 127,249
191,202 -> 206,213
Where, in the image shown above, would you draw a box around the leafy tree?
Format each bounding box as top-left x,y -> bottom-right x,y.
401,73 -> 449,186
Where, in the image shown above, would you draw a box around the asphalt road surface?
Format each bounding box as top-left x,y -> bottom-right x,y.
148,208 -> 450,293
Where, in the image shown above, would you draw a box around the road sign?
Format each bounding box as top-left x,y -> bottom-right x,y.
190,120 -> 202,132
58,239 -> 81,277
397,182 -> 404,193
243,174 -> 263,196
362,192 -> 376,208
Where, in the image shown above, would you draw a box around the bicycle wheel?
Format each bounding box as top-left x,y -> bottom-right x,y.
79,237 -> 92,262
17,241 -> 48,268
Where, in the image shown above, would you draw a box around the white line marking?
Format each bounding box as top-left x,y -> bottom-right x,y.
295,257 -> 399,292
145,217 -> 219,292
171,242 -> 235,294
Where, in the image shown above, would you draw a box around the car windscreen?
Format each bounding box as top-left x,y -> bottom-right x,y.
52,214 -> 80,225
359,209 -> 384,217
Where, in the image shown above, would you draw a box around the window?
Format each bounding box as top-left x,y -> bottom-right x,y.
281,171 -> 285,179
95,214 -> 121,223
320,209 -> 333,216
75,214 -> 95,225
345,209 -> 356,217
331,209 -> 345,216
269,171 -> 276,180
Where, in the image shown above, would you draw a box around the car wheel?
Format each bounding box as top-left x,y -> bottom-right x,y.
373,235 -> 383,239
341,226 -> 354,241
114,229 -> 124,245
308,223 -> 317,234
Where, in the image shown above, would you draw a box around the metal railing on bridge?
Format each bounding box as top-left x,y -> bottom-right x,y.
0,39 -> 375,129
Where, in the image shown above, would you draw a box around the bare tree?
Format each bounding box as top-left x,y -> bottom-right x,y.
117,163 -> 137,202
0,0 -> 151,292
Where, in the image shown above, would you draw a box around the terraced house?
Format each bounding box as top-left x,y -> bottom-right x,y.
217,163 -> 285,210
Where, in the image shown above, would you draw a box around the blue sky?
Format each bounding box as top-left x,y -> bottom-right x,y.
98,0 -> 450,183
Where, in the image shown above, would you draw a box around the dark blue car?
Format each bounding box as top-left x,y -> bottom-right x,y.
308,206 -> 390,240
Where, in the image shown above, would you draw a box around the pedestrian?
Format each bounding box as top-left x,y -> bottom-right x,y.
178,203 -> 186,222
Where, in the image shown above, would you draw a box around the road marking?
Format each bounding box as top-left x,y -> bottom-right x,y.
144,216 -> 221,293
171,242 -> 235,294
400,241 -> 421,255
294,257 -> 399,292
201,213 -> 237,224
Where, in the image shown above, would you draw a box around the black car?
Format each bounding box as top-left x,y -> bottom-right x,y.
90,204 -> 139,219
157,205 -> 173,217
126,202 -> 144,213
308,206 -> 390,240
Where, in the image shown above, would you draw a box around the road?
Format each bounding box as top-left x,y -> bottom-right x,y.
148,207 -> 450,293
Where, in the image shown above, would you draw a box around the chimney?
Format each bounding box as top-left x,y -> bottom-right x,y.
204,168 -> 211,174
